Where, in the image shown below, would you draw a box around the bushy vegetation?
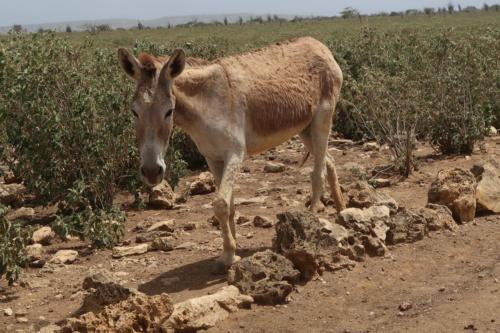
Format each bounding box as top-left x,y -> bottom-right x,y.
335,26 -> 499,171
0,33 -> 203,257
0,205 -> 29,285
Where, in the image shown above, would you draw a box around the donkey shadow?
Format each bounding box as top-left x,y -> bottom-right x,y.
138,246 -> 269,296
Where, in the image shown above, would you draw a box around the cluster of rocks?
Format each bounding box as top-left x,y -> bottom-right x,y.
147,172 -> 216,210
225,178 -> 463,306
225,160 -> 500,310
23,226 -> 79,269
48,269 -> 253,333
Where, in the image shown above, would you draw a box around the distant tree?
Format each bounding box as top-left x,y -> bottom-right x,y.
273,14 -> 279,21
137,21 -> 144,30
167,23 -> 171,29
84,24 -> 112,34
12,24 -> 23,33
491,4 -> 500,11
405,9 -> 420,15
458,4 -> 462,11
238,17 -> 243,25
447,3 -> 454,13
423,7 -> 435,16
340,7 -> 360,19
463,5 -> 478,12
267,15 -> 272,22
251,16 -> 263,24
66,25 -> 72,33
483,3 -> 489,11
224,17 -> 228,26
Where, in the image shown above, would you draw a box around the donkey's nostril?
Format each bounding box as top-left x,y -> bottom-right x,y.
158,166 -> 164,175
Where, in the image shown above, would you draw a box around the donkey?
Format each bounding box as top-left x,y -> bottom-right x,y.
117,37 -> 346,269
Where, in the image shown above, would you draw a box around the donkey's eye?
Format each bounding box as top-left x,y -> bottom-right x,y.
165,108 -> 174,119
131,109 -> 139,118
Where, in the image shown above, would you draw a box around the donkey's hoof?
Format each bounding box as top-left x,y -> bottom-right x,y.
212,255 -> 241,274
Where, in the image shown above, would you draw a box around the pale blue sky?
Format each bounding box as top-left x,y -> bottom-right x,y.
0,0 -> 497,26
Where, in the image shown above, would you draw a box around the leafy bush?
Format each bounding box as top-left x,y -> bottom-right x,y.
334,26 -> 499,173
334,28 -> 427,174
0,33 -> 136,209
0,205 -> 30,285
425,29 -> 498,154
0,33 -> 210,251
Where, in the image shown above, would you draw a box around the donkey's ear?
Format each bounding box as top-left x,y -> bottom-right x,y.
159,49 -> 186,84
117,48 -> 142,80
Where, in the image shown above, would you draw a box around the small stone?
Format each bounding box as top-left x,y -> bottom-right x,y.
372,178 -> 391,188
16,317 -> 28,323
227,250 -> 300,305
136,231 -> 171,243
146,220 -> 174,233
166,286 -> 253,331
38,324 -> 62,333
264,162 -> 286,173
112,244 -> 148,258
363,142 -> 380,151
174,242 -> 196,250
150,237 -> 174,252
149,181 -> 176,209
183,222 -> 197,231
49,250 -> 78,264
236,216 -> 250,224
428,168 -> 476,223
488,126 -> 497,136
29,259 -> 46,268
208,216 -> 219,227
6,207 -> 35,221
4,307 -> 13,316
398,301 -> 412,311
234,196 -> 268,206
26,244 -> 44,261
189,172 -> 216,195
253,215 -> 273,228
14,310 -> 28,317
32,226 -> 54,245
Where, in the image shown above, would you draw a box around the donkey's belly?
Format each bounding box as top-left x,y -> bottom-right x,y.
245,122 -> 309,156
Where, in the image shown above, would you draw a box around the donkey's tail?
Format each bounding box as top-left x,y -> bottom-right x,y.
299,151 -> 310,168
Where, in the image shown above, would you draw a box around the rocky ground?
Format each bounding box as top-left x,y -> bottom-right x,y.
1,134 -> 499,333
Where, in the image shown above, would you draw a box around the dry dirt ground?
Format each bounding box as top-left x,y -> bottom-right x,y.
1,136 -> 499,333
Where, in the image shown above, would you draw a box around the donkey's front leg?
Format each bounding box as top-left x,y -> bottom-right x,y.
213,152 -> 243,270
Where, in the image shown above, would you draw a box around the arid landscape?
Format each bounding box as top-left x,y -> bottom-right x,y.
1,133 -> 499,332
1,5 -> 500,333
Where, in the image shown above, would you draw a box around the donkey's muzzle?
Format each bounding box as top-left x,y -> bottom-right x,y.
140,164 -> 164,186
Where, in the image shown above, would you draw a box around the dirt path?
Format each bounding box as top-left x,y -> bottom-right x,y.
1,136 -> 499,333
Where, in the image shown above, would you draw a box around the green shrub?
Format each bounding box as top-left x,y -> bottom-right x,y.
426,29 -> 498,154
333,26 -> 499,171
0,33 -> 136,209
0,205 -> 30,285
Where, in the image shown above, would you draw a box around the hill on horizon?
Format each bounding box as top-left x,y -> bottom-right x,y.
0,13 -> 298,33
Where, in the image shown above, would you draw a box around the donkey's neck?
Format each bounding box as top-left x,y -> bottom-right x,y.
172,64 -> 222,134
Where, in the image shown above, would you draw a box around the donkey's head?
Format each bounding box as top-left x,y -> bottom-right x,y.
117,48 -> 186,186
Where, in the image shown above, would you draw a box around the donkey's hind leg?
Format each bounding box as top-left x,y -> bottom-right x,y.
303,100 -> 345,213
325,152 -> 346,212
